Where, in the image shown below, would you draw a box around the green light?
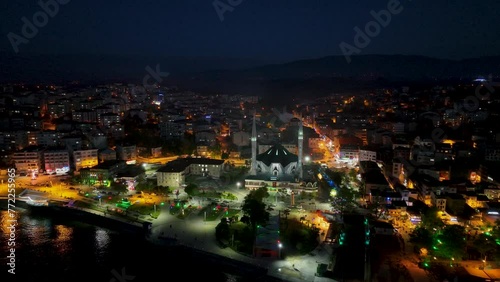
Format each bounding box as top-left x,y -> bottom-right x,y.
160,202 -> 165,206
424,263 -> 429,267
85,193 -> 89,196
433,246 -> 437,250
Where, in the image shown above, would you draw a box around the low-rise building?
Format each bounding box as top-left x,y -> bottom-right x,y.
156,158 -> 225,188
80,160 -> 128,185
116,145 -> 137,162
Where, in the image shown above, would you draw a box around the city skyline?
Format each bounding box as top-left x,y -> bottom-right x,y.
3,1 -> 500,281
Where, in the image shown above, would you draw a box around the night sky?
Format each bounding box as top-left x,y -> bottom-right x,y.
2,0 -> 500,61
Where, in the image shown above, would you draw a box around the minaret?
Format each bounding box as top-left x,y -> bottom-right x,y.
250,113 -> 257,175
298,117 -> 303,179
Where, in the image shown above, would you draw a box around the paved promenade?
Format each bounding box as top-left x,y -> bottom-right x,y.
148,205 -> 335,281
2,188 -> 336,281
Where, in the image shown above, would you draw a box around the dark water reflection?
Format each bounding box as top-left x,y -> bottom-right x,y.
0,209 -> 247,282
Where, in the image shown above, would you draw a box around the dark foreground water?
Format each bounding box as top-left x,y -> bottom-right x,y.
0,208 -> 267,282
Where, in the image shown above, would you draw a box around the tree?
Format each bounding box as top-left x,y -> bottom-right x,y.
421,206 -> 445,230
325,169 -> 343,187
348,169 -> 357,180
283,219 -> 319,253
241,198 -> 269,229
473,234 -> 497,261
240,215 -> 251,225
136,176 -> 154,192
249,186 -> 269,202
215,219 -> 231,243
331,185 -> 356,214
409,226 -> 433,250
184,183 -> 198,196
110,181 -> 127,194
434,225 -> 467,261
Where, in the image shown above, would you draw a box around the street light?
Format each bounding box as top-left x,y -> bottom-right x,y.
236,182 -> 241,188
278,242 -> 283,258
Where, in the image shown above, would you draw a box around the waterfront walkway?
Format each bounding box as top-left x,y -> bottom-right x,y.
148,205 -> 334,281
2,189 -> 335,281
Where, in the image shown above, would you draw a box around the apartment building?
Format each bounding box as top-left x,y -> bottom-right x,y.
73,149 -> 99,171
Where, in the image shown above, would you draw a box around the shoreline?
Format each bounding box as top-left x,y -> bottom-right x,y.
0,199 -> 149,234
0,199 -> 288,281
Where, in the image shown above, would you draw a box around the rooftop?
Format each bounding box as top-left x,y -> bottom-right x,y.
256,144 -> 298,166
157,158 -> 224,173
91,160 -> 126,170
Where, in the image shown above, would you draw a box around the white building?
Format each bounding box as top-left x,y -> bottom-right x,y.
156,158 -> 225,188
43,150 -> 70,174
359,149 -> 377,162
12,148 -> 42,173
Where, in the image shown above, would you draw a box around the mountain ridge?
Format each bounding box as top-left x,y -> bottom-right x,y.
1,53 -> 498,98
